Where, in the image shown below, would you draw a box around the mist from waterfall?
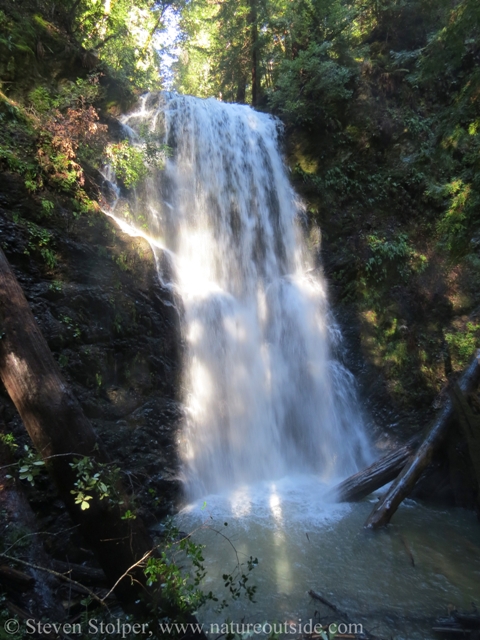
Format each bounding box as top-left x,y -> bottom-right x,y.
108,92 -> 371,499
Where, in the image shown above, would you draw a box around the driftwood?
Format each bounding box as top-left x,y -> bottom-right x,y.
365,350 -> 480,529
308,590 -> 382,639
308,589 -> 346,616
325,437 -> 419,502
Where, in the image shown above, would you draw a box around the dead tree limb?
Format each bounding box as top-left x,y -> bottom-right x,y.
308,589 -> 345,616
324,437 -> 420,502
0,553 -> 104,606
365,350 -> 480,530
308,590 -> 382,639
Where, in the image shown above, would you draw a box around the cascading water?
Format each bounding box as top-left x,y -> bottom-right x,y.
104,93 -> 480,640
114,92 -> 371,497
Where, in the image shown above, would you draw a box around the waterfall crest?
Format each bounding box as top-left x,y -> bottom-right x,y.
108,92 -> 371,498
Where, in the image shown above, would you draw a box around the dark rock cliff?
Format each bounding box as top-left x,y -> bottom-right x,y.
0,170 -> 184,525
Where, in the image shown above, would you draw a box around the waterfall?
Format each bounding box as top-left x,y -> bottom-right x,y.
102,94 -> 480,640
107,92 -> 371,499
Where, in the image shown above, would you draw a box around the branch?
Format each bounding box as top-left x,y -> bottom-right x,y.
140,6 -> 168,59
101,549 -> 153,602
0,553 -> 106,607
94,29 -> 127,51
66,0 -> 84,30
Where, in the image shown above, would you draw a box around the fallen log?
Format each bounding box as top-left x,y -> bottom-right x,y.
324,437 -> 420,502
51,560 -> 106,585
365,350 -> 480,530
0,565 -> 35,590
433,611 -> 480,635
453,611 -> 480,629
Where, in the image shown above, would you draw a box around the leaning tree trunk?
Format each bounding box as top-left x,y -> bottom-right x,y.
365,350 -> 480,529
450,382 -> 480,504
324,436 -> 420,502
0,247 -> 203,629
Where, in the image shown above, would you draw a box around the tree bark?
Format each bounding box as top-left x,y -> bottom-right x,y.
249,0 -> 259,107
236,77 -> 247,104
324,437 -> 420,502
0,248 -> 158,612
0,402 -> 64,619
365,350 -> 480,529
450,382 -> 480,501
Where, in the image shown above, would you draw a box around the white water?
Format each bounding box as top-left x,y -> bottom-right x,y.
105,93 -> 480,638
116,92 -> 371,497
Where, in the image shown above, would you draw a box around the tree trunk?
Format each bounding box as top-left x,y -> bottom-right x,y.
249,0 -> 259,107
365,350 -> 480,529
236,77 -> 247,104
0,248 -> 165,615
324,437 -> 420,502
450,383 -> 480,502
0,403 -> 64,619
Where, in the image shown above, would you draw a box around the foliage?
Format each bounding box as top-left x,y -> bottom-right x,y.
0,0 -> 180,249
0,79 -> 104,230
105,136 -> 170,189
29,78 -> 103,113
174,0 -> 251,101
105,141 -> 150,189
57,0 -> 174,92
445,322 -> 480,368
5,445 -> 45,486
0,0 -> 178,95
364,232 -> 427,282
269,43 -> 356,126
69,456 -> 123,510
0,433 -> 17,453
49,279 -> 63,292
175,0 -> 359,111
59,314 -> 82,339
144,518 -> 258,627
34,86 -> 108,189
10,215 -> 59,270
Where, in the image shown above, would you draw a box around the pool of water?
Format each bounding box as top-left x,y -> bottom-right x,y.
175,476 -> 480,639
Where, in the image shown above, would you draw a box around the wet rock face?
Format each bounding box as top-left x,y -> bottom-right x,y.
0,171 -> 183,520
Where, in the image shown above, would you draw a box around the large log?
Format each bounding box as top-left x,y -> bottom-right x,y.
365,350 -> 480,529
324,437 -> 420,502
